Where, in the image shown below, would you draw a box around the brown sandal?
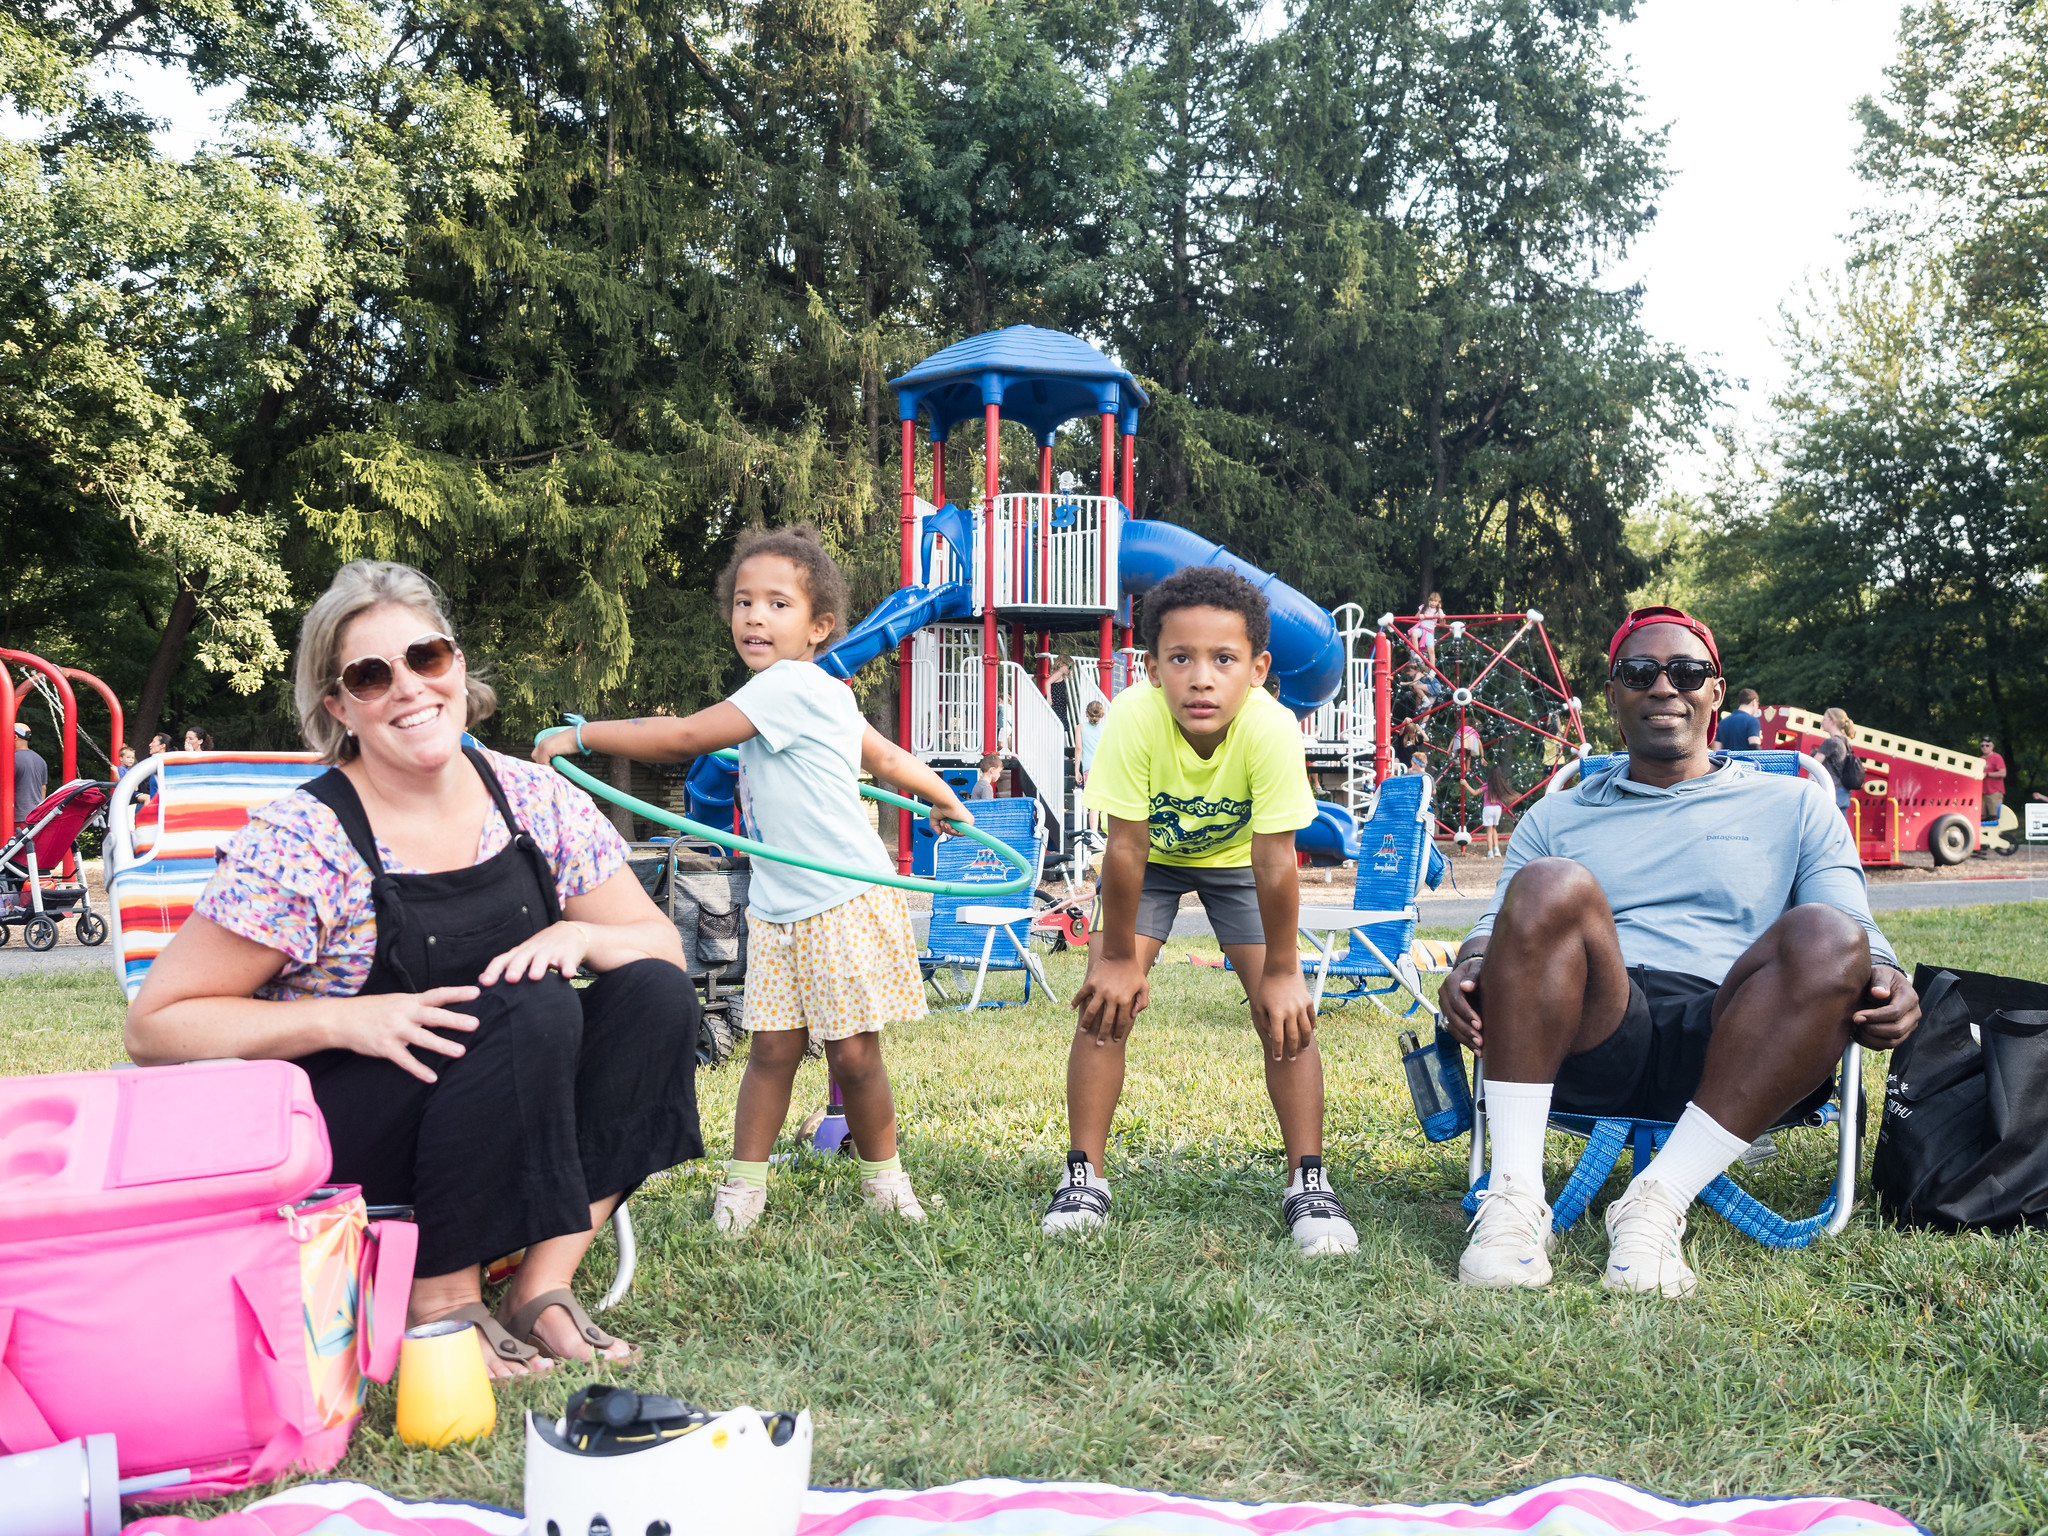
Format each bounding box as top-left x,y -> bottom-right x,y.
497,1288 -> 641,1367
442,1302 -> 548,1368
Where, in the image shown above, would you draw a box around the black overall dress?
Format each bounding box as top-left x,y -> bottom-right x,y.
293,746 -> 702,1277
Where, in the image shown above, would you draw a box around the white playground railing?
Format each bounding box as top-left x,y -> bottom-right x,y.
908,494 -> 1122,613
908,627 -> 1065,833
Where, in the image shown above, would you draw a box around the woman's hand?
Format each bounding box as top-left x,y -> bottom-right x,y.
480,921 -> 591,985
336,987 -> 482,1083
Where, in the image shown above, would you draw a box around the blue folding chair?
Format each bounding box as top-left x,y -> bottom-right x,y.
1460,748 -> 1863,1247
1296,773 -> 1447,1019
921,797 -> 1055,1010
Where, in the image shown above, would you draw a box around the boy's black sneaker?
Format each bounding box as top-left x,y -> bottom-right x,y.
1284,1156 -> 1358,1257
1041,1150 -> 1111,1236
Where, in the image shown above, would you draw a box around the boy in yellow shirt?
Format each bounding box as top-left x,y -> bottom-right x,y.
1043,567 -> 1357,1256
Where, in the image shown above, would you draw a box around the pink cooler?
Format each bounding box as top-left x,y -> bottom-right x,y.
0,1060 -> 414,1497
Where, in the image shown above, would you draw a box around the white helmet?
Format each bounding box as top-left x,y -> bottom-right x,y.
524,1386 -> 812,1536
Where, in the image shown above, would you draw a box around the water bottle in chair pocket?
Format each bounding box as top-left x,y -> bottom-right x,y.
1400,1027 -> 1474,1142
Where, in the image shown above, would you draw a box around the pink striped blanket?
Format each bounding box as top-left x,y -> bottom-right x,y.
127,1474 -> 1926,1535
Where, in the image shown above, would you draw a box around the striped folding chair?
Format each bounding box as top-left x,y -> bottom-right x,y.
1459,749 -> 1863,1247
104,751 -> 645,1304
1295,773 -> 1442,1019
921,797 -> 1054,1011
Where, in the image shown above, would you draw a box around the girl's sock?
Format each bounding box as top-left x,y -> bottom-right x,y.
728,1159 -> 770,1190
858,1153 -> 903,1179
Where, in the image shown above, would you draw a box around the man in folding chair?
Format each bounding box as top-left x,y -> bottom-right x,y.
1445,606 -> 1920,1297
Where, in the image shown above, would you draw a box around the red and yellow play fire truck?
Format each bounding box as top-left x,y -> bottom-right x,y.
1759,706 -> 1985,867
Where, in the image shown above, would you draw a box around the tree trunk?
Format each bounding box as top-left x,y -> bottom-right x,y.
1502,484 -> 1522,607
607,750 -> 637,841
131,579 -> 202,750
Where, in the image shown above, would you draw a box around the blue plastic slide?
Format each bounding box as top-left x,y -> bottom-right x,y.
1116,518 -> 1345,715
817,507 -> 1345,716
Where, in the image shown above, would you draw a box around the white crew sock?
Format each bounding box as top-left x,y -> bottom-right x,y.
1632,1102 -> 1750,1208
1482,1078 -> 1553,1196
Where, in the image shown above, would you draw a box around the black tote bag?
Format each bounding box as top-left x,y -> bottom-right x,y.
1872,964 -> 2048,1231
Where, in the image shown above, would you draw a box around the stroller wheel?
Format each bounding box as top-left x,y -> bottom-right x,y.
24,915 -> 58,952
76,912 -> 108,946
0,922 -> 9,946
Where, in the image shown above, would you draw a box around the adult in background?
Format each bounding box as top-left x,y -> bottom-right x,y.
1813,708 -> 1861,810
184,727 -> 214,753
127,560 -> 702,1377
12,721 -> 48,812
1715,688 -> 1763,751
1446,606 -> 1916,1297
1980,738 -> 2006,828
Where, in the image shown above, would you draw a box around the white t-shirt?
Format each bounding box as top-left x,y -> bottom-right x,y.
729,660 -> 892,923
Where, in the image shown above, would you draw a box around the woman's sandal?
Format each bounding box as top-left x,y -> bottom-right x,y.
442,1302 -> 549,1369
496,1288 -> 642,1367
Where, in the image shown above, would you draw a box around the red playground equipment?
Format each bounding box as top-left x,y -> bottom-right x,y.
1373,609 -> 1588,843
1759,707 -> 1987,867
2,649 -> 124,853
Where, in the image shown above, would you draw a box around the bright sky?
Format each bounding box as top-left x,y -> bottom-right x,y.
1607,0 -> 1907,490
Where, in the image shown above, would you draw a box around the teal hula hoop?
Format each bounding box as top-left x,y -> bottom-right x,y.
542,743 -> 1033,898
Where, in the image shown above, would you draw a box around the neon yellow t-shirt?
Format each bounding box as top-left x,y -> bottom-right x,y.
1083,682 -> 1316,867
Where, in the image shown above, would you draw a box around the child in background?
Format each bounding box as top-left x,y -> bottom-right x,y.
539,525 -> 974,1233
1462,752 -> 1514,858
1079,700 -> 1106,780
971,753 -> 1002,800
1044,567 -> 1356,1258
1414,592 -> 1445,662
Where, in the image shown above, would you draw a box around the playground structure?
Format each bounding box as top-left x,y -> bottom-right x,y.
1759,707 -> 1990,867
1376,610 -> 1588,846
821,326 -> 1349,869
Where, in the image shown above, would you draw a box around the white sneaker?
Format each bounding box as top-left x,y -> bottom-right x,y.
1602,1178 -> 1698,1297
1458,1172 -> 1555,1288
861,1168 -> 929,1222
1042,1151 -> 1111,1236
711,1179 -> 766,1234
1283,1156 -> 1358,1257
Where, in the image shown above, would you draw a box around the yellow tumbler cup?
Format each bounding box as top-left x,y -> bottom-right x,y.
395,1319 -> 497,1448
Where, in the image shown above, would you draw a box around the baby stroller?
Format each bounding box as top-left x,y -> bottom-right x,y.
1,779 -> 112,951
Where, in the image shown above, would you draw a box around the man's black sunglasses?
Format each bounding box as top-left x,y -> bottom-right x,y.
1611,656 -> 1719,692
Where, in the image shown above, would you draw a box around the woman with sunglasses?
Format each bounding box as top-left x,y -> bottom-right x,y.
126,561 -> 701,1379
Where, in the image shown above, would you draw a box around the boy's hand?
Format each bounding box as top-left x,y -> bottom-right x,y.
1073,957 -> 1149,1043
1251,967 -> 1317,1061
929,795 -> 973,838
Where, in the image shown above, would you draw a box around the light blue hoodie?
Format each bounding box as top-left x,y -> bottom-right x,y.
1467,755 -> 1897,984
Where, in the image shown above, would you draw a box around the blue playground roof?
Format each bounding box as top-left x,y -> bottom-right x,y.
890,325 -> 1148,445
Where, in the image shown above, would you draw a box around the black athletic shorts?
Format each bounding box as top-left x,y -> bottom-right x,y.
1551,965 -> 1836,1125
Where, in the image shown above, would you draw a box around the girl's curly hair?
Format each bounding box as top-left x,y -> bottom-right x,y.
716,524 -> 850,642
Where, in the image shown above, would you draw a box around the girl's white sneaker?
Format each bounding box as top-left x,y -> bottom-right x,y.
862,1168 -> 930,1222
711,1179 -> 767,1234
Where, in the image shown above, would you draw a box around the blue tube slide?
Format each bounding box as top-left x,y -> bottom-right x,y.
1117,518 -> 1345,716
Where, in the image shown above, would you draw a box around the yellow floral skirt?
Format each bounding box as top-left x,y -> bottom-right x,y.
742,884 -> 929,1039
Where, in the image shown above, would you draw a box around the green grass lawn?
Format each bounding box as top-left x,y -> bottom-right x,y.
11,905 -> 2048,1531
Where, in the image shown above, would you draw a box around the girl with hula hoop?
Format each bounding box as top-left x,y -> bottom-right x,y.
535,526 -> 974,1234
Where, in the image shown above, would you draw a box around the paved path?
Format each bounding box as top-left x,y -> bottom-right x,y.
7,874 -> 2043,979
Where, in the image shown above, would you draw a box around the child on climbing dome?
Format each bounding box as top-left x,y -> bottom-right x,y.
536,525 -> 975,1234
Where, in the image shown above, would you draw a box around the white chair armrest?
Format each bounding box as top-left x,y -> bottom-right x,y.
958,905 -> 1037,926
1296,907 -> 1415,931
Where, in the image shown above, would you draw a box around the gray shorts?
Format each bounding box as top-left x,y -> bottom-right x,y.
1133,862 -> 1265,947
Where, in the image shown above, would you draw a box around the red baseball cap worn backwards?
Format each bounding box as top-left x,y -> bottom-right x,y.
1608,605 -> 1721,673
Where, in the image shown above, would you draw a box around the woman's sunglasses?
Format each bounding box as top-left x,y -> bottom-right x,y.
335,634 -> 459,702
1611,656 -> 1718,692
